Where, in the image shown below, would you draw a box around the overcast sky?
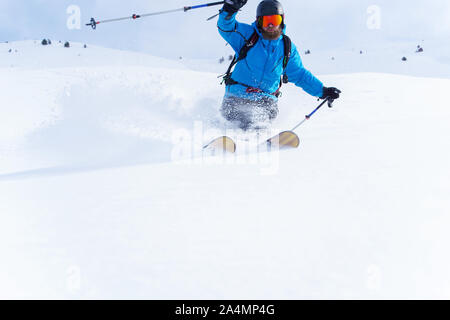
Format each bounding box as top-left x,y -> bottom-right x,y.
1,0 -> 449,59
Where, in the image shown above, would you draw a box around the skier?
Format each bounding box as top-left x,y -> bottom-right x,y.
218,0 -> 341,130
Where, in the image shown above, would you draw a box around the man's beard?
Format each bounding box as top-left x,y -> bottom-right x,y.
261,27 -> 283,40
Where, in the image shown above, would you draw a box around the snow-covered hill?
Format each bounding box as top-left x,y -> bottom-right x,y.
182,39 -> 450,79
1,41 -> 450,299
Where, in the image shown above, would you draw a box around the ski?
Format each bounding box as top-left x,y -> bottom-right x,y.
263,131 -> 300,150
202,131 -> 298,154
203,136 -> 236,154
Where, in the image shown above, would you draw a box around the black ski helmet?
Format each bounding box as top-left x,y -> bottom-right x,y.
256,0 -> 284,18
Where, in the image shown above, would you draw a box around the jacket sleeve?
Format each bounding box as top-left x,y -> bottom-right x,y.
217,10 -> 254,54
286,44 -> 324,97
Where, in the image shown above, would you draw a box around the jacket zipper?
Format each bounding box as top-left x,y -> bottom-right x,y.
258,41 -> 272,88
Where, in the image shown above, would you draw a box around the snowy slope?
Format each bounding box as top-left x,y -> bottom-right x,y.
1,41 -> 450,299
181,39 -> 450,79
0,40 -> 187,70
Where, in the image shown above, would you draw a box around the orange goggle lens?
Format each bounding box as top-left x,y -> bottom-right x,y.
261,15 -> 283,28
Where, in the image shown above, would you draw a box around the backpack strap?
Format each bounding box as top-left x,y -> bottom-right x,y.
281,34 -> 291,84
222,31 -> 259,85
237,31 -> 260,64
273,35 -> 292,97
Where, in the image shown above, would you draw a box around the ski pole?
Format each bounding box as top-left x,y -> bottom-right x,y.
86,1 -> 225,30
291,97 -> 334,132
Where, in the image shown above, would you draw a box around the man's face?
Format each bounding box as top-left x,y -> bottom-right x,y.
259,15 -> 283,40
261,23 -> 283,40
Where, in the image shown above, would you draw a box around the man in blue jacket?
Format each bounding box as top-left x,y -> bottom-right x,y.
218,0 -> 341,130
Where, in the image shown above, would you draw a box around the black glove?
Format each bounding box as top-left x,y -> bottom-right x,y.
223,0 -> 248,14
321,87 -> 341,100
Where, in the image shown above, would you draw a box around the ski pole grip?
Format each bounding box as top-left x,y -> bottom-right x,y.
327,98 -> 334,108
86,18 -> 97,29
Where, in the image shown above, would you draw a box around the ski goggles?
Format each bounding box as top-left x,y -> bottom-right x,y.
259,15 -> 283,28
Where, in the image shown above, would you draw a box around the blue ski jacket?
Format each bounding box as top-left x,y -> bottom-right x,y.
218,10 -> 323,101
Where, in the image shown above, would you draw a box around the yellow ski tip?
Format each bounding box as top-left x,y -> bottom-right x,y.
204,136 -> 236,153
266,131 -> 300,149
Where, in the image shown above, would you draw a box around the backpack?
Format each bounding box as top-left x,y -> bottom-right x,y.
222,31 -> 292,98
